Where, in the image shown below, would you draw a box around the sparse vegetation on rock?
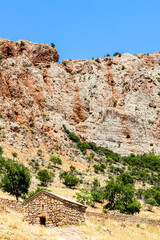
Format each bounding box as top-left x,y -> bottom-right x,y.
49,155 -> 62,166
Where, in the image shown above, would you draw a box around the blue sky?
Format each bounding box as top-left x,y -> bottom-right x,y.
1,0 -> 160,62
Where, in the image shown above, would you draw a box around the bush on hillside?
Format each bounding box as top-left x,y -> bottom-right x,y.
59,171 -> 79,187
37,169 -> 53,186
49,156 -> 62,166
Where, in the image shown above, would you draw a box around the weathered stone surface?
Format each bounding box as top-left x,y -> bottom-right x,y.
10,123 -> 20,132
0,38 -> 160,155
23,191 -> 86,227
0,198 -> 23,212
86,211 -> 160,227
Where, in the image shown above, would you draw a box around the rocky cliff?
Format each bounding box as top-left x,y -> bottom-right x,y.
0,38 -> 160,156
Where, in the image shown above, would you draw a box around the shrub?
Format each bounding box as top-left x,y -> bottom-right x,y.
70,165 -> 76,172
125,201 -> 141,215
93,163 -> 106,173
123,81 -> 128,86
20,41 -> 25,47
46,63 -> 50,68
11,62 -> 15,67
122,65 -> 125,70
12,152 -> 17,159
92,178 -> 100,188
95,58 -> 100,63
30,122 -> 34,127
37,149 -> 43,156
50,43 -> 55,48
109,165 -> 124,174
113,101 -> 117,107
49,156 -> 62,166
77,69 -> 82,73
59,171 -> 79,187
0,55 -> 3,60
0,147 -> 3,156
62,61 -> 67,66
144,188 -> 160,205
113,52 -> 121,57
37,169 -> 53,186
90,152 -> 95,158
146,198 -> 158,211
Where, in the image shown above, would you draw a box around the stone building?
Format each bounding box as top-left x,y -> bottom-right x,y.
23,190 -> 87,227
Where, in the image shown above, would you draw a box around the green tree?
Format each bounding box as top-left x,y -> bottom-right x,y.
144,188 -> 160,205
0,159 -> 31,200
91,178 -> 105,203
75,188 -> 95,206
59,171 -> 79,187
49,156 -> 62,166
104,172 -> 141,214
37,169 -> 52,186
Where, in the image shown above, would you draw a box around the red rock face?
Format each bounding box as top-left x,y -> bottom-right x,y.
0,38 -> 59,65
0,39 -> 160,156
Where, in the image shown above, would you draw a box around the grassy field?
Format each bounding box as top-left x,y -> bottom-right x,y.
0,203 -> 160,240
80,216 -> 160,240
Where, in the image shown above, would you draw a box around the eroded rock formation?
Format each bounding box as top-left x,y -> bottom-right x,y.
0,38 -> 160,155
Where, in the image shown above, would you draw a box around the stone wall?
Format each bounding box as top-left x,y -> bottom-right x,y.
86,211 -> 160,226
0,198 -> 23,213
1,196 -> 160,227
23,192 -> 86,227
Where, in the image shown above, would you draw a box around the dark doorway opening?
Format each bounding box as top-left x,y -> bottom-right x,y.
40,217 -> 46,226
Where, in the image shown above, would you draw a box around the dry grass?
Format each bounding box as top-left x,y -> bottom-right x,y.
49,185 -> 78,199
79,216 -> 160,240
0,204 -> 160,240
0,206 -> 57,240
0,189 -> 17,200
138,206 -> 160,220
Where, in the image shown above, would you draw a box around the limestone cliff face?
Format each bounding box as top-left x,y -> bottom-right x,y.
0,38 -> 160,155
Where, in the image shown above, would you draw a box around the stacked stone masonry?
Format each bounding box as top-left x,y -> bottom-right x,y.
23,191 -> 86,227
0,198 -> 23,213
1,193 -> 160,227
86,211 -> 160,227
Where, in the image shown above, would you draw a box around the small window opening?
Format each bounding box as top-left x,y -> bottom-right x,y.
42,204 -> 44,211
40,217 -> 46,226
126,134 -> 130,139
